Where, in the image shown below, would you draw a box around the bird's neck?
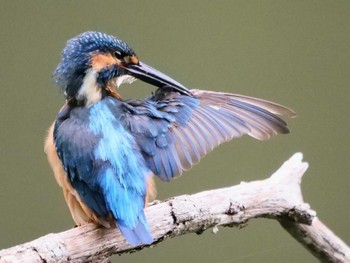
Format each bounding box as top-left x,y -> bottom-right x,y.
69,69 -> 122,107
75,69 -> 102,107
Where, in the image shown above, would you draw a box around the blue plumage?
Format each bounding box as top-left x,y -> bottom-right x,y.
54,98 -> 152,245
48,31 -> 295,246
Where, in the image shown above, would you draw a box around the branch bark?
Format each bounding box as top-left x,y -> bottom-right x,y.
0,153 -> 349,262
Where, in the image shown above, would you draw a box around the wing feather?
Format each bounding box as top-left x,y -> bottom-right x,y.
120,88 -> 295,181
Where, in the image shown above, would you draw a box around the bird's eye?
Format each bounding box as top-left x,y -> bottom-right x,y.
114,51 -> 124,60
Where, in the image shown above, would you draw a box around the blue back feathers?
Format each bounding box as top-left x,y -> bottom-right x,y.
54,98 -> 152,245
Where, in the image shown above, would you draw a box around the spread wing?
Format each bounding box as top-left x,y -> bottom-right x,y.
120,87 -> 295,181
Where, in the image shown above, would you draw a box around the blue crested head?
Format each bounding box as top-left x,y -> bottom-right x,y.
53,31 -> 191,106
53,32 -> 136,101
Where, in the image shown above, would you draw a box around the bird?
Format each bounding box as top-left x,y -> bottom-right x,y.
45,31 -> 296,246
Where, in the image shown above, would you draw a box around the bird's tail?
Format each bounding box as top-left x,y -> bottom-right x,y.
117,213 -> 153,246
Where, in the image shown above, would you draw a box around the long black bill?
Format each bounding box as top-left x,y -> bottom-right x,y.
125,62 -> 193,96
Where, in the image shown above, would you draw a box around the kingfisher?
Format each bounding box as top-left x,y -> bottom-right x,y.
45,31 -> 295,246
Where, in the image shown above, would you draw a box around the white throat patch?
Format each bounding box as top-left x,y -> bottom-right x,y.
77,69 -> 102,107
115,75 -> 136,88
76,71 -> 136,107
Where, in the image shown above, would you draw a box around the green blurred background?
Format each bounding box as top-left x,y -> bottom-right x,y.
1,1 -> 349,262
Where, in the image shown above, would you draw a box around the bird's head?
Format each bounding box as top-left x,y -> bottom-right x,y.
54,31 -> 191,106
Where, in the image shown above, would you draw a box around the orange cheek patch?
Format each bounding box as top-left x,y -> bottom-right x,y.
129,55 -> 139,65
91,53 -> 120,71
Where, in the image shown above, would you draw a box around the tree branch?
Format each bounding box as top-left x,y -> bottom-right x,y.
0,153 -> 349,262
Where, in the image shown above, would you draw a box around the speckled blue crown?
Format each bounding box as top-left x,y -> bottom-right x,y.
53,31 -> 134,91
